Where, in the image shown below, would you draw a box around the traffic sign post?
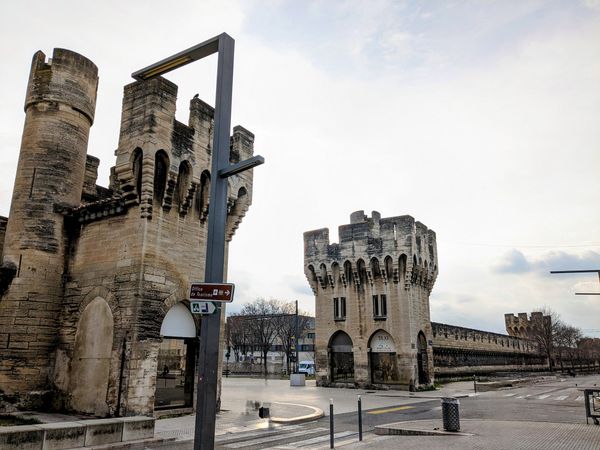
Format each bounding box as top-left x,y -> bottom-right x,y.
133,34 -> 263,450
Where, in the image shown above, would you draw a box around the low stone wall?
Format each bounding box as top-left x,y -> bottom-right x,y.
0,416 -> 154,450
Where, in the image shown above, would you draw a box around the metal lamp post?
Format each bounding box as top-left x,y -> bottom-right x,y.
133,33 -> 264,450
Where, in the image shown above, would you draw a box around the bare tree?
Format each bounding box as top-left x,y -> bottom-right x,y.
227,315 -> 251,362
558,324 -> 583,370
240,298 -> 282,376
275,302 -> 311,374
530,307 -> 563,370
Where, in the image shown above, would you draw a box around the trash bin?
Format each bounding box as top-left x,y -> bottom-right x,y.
441,397 -> 460,432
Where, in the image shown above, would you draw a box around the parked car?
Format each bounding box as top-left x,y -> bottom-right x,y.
298,360 -> 315,375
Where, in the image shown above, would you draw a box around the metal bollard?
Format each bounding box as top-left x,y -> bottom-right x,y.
330,398 -> 334,448
358,395 -> 363,441
441,397 -> 460,432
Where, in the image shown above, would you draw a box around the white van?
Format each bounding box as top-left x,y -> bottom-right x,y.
298,360 -> 315,376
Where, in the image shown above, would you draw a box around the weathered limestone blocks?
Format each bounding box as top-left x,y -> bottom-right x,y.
305,211 -> 438,390
0,47 -> 256,418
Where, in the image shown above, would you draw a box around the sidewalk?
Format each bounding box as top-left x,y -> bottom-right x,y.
337,419 -> 600,450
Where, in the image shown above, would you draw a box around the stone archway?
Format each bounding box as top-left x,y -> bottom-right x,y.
155,302 -> 198,410
369,330 -> 400,384
329,331 -> 354,382
70,297 -> 114,416
417,331 -> 429,385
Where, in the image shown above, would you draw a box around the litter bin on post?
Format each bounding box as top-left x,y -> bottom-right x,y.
441,397 -> 460,432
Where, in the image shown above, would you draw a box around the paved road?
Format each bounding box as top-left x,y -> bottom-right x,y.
150,374 -> 600,449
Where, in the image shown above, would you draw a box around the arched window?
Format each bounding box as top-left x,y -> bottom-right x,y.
175,161 -> 192,207
307,265 -> 317,283
370,257 -> 381,278
343,260 -> 352,283
196,170 -> 211,221
357,259 -> 367,285
132,148 -> 143,202
331,262 -> 340,285
319,263 -> 327,281
384,256 -> 393,277
399,254 -> 407,282
154,150 -> 169,205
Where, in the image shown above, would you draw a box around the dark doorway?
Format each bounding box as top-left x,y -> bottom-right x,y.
329,331 -> 355,382
417,331 -> 429,385
155,337 -> 197,409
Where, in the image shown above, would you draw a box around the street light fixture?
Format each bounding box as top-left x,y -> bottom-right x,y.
550,270 -> 600,295
132,33 -> 264,450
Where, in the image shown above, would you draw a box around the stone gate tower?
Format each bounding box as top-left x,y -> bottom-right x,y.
304,211 -> 438,389
0,48 -> 255,416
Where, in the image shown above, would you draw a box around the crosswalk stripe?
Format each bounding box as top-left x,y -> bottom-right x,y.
537,394 -> 550,400
555,395 -> 568,401
503,393 -> 516,397
576,396 -> 584,401
216,425 -> 301,443
224,427 -> 328,448
265,431 -> 355,449
516,394 -> 531,399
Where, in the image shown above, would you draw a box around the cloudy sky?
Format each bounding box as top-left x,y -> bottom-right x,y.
1,1 -> 599,336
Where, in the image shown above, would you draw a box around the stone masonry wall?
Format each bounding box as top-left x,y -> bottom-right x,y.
305,211 -> 438,389
0,48 -> 255,417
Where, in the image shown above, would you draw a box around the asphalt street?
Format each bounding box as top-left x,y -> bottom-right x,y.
149,374 -> 600,449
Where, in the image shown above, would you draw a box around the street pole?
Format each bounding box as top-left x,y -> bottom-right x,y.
132,33 -> 264,450
194,34 -> 235,450
357,395 -> 362,441
295,300 -> 299,373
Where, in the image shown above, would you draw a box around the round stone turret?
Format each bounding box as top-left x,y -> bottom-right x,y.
0,48 -> 98,391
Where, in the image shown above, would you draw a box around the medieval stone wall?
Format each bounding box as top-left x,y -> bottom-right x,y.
432,322 -> 547,376
0,48 -> 254,417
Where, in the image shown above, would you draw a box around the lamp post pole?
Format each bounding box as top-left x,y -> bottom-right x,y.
132,33 -> 264,450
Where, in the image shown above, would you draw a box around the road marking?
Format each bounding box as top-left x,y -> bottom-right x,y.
554,395 -> 568,401
224,427 -> 327,448
503,393 -> 516,397
267,431 -> 358,450
367,405 -> 414,415
576,396 -> 584,402
537,394 -> 551,400
216,425 -> 301,442
516,395 -> 531,399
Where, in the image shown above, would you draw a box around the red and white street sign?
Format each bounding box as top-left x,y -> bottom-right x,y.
189,282 -> 235,302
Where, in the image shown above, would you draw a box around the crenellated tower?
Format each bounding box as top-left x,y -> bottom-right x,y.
505,312 -> 550,339
304,210 -> 438,390
0,48 -> 255,417
0,49 -> 98,391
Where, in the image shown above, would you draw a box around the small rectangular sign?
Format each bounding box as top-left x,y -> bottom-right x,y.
189,282 -> 235,302
190,301 -> 217,315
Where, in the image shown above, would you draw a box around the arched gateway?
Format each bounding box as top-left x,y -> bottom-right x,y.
329,331 -> 355,382
369,330 -> 400,384
155,302 -> 198,410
